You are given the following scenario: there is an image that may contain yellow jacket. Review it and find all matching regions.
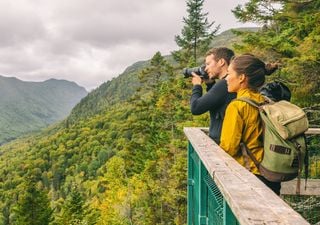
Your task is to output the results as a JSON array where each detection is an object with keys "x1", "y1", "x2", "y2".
[{"x1": 220, "y1": 88, "x2": 265, "y2": 175}]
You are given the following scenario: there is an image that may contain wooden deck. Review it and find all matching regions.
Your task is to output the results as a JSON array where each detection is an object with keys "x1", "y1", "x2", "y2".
[{"x1": 281, "y1": 179, "x2": 320, "y2": 196}]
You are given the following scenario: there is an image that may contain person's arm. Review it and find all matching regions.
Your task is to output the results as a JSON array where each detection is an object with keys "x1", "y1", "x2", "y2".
[
  {"x1": 205, "y1": 82, "x2": 214, "y2": 92},
  {"x1": 220, "y1": 102, "x2": 243, "y2": 157},
  {"x1": 190, "y1": 79, "x2": 228, "y2": 115}
]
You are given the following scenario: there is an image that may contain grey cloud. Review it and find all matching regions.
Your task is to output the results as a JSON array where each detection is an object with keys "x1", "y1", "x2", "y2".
[
  {"x1": 0, "y1": 1, "x2": 47, "y2": 47},
  {"x1": 0, "y1": 0, "x2": 256, "y2": 90},
  {"x1": 51, "y1": 0, "x2": 183, "y2": 48}
]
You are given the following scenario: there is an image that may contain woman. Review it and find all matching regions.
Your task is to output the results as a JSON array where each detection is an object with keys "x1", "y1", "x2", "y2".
[{"x1": 219, "y1": 54, "x2": 281, "y2": 195}]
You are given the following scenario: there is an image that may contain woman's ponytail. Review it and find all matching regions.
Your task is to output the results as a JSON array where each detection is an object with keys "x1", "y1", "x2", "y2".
[{"x1": 265, "y1": 63, "x2": 279, "y2": 76}]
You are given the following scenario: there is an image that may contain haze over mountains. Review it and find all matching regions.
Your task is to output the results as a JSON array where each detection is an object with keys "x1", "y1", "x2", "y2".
[{"x1": 0, "y1": 75, "x2": 88, "y2": 144}]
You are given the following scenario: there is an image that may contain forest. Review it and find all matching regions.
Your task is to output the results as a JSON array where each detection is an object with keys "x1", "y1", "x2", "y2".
[{"x1": 0, "y1": 0, "x2": 319, "y2": 224}]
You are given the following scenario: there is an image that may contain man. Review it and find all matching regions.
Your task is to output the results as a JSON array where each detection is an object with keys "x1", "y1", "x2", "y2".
[{"x1": 190, "y1": 47, "x2": 236, "y2": 144}]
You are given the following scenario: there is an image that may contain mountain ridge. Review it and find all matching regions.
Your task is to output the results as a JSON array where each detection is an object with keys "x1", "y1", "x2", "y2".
[{"x1": 0, "y1": 75, "x2": 88, "y2": 144}]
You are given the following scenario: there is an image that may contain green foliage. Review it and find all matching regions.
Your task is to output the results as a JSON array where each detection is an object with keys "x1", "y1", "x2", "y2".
[
  {"x1": 56, "y1": 185, "x2": 98, "y2": 225},
  {"x1": 13, "y1": 180, "x2": 53, "y2": 225},
  {"x1": 232, "y1": 0, "x2": 281, "y2": 24}
]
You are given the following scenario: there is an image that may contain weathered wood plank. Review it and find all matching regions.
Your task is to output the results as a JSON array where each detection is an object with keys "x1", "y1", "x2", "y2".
[
  {"x1": 281, "y1": 179, "x2": 320, "y2": 196},
  {"x1": 305, "y1": 128, "x2": 320, "y2": 135},
  {"x1": 201, "y1": 127, "x2": 320, "y2": 135},
  {"x1": 184, "y1": 127, "x2": 310, "y2": 225}
]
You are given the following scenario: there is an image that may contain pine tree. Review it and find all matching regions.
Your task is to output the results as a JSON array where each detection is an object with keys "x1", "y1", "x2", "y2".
[
  {"x1": 137, "y1": 52, "x2": 173, "y2": 104},
  {"x1": 232, "y1": 0, "x2": 281, "y2": 25},
  {"x1": 57, "y1": 186, "x2": 97, "y2": 225},
  {"x1": 174, "y1": 0, "x2": 220, "y2": 65},
  {"x1": 1, "y1": 202, "x2": 11, "y2": 225},
  {"x1": 14, "y1": 181, "x2": 53, "y2": 225}
]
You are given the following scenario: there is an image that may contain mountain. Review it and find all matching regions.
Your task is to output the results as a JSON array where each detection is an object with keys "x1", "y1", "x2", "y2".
[
  {"x1": 67, "y1": 60, "x2": 149, "y2": 124},
  {"x1": 211, "y1": 27, "x2": 259, "y2": 48},
  {"x1": 0, "y1": 76, "x2": 88, "y2": 144}
]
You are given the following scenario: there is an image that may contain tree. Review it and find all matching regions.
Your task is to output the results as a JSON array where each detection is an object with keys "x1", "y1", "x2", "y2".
[
  {"x1": 232, "y1": 0, "x2": 320, "y2": 106},
  {"x1": 1, "y1": 201, "x2": 11, "y2": 225},
  {"x1": 232, "y1": 0, "x2": 282, "y2": 25},
  {"x1": 174, "y1": 0, "x2": 220, "y2": 65},
  {"x1": 137, "y1": 52, "x2": 173, "y2": 103},
  {"x1": 14, "y1": 181, "x2": 53, "y2": 225},
  {"x1": 57, "y1": 186, "x2": 97, "y2": 225}
]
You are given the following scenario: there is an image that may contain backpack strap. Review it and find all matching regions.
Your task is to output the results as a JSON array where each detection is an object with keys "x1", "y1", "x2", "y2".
[
  {"x1": 291, "y1": 135, "x2": 308, "y2": 195},
  {"x1": 240, "y1": 143, "x2": 251, "y2": 170},
  {"x1": 240, "y1": 142, "x2": 261, "y2": 169},
  {"x1": 235, "y1": 97, "x2": 261, "y2": 109},
  {"x1": 292, "y1": 139, "x2": 302, "y2": 195}
]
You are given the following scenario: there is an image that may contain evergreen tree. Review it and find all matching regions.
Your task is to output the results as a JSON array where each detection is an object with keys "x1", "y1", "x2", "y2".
[
  {"x1": 138, "y1": 52, "x2": 173, "y2": 93},
  {"x1": 1, "y1": 202, "x2": 11, "y2": 225},
  {"x1": 232, "y1": 0, "x2": 281, "y2": 25},
  {"x1": 57, "y1": 186, "x2": 97, "y2": 225},
  {"x1": 14, "y1": 181, "x2": 53, "y2": 225},
  {"x1": 174, "y1": 0, "x2": 220, "y2": 65}
]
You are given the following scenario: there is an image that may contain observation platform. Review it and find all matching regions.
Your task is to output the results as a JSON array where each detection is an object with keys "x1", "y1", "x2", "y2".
[{"x1": 184, "y1": 127, "x2": 320, "y2": 225}]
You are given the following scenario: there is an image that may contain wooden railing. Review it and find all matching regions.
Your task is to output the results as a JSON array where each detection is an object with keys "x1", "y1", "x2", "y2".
[{"x1": 184, "y1": 127, "x2": 320, "y2": 225}]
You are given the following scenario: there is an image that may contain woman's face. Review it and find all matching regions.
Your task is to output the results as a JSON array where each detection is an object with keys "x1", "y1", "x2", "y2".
[{"x1": 226, "y1": 63, "x2": 243, "y2": 93}]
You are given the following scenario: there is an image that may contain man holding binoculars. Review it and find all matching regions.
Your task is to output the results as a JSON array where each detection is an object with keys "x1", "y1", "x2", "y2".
[{"x1": 188, "y1": 47, "x2": 236, "y2": 144}]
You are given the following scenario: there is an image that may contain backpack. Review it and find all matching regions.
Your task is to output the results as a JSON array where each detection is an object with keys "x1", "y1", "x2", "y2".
[
  {"x1": 259, "y1": 81, "x2": 291, "y2": 102},
  {"x1": 236, "y1": 97, "x2": 309, "y2": 193}
]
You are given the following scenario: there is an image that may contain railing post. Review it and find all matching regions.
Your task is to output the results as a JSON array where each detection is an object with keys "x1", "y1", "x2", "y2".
[
  {"x1": 223, "y1": 199, "x2": 238, "y2": 225},
  {"x1": 199, "y1": 162, "x2": 208, "y2": 225},
  {"x1": 188, "y1": 142, "x2": 194, "y2": 225},
  {"x1": 188, "y1": 141, "x2": 208, "y2": 225}
]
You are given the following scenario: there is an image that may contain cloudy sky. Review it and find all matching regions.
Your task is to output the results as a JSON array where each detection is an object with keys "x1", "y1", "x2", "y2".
[{"x1": 0, "y1": 0, "x2": 256, "y2": 91}]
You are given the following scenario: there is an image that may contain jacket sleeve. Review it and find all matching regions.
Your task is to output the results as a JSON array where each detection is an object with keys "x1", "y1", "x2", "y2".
[
  {"x1": 220, "y1": 102, "x2": 244, "y2": 157},
  {"x1": 190, "y1": 80, "x2": 228, "y2": 115}
]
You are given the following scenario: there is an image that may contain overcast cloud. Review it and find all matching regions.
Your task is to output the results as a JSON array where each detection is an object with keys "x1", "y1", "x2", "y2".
[{"x1": 0, "y1": 0, "x2": 256, "y2": 90}]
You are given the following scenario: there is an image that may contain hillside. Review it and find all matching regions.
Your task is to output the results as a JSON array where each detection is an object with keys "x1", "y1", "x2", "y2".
[
  {"x1": 67, "y1": 60, "x2": 149, "y2": 124},
  {"x1": 211, "y1": 27, "x2": 259, "y2": 48},
  {"x1": 0, "y1": 76, "x2": 88, "y2": 144}
]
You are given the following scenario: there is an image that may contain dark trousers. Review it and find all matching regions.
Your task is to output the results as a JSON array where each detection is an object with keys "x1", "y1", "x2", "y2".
[{"x1": 256, "y1": 175, "x2": 281, "y2": 195}]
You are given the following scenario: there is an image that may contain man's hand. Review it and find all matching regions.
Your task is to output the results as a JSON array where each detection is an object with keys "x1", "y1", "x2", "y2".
[{"x1": 191, "y1": 72, "x2": 202, "y2": 85}]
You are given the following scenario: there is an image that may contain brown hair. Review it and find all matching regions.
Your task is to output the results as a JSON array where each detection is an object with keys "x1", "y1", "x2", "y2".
[
  {"x1": 206, "y1": 47, "x2": 235, "y2": 65},
  {"x1": 231, "y1": 54, "x2": 278, "y2": 91}
]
